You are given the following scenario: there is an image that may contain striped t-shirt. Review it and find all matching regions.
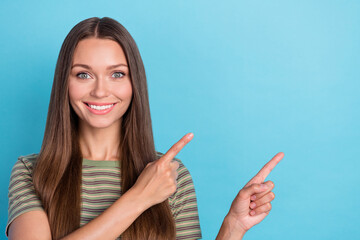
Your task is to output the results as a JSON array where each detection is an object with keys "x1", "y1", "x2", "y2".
[{"x1": 6, "y1": 153, "x2": 202, "y2": 239}]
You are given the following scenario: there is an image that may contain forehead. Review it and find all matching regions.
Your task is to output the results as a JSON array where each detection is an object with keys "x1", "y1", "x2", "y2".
[{"x1": 72, "y1": 38, "x2": 127, "y2": 65}]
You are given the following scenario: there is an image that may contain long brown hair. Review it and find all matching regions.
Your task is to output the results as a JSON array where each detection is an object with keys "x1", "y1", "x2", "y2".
[{"x1": 32, "y1": 17, "x2": 175, "y2": 240}]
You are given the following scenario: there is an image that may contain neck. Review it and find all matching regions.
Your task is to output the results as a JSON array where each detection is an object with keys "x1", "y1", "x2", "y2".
[{"x1": 79, "y1": 120, "x2": 121, "y2": 161}]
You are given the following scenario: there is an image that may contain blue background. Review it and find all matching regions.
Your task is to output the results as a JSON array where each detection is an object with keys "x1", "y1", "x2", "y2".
[{"x1": 1, "y1": 0, "x2": 359, "y2": 239}]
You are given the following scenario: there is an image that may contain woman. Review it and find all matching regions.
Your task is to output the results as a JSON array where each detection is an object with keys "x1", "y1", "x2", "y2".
[{"x1": 6, "y1": 17, "x2": 283, "y2": 240}]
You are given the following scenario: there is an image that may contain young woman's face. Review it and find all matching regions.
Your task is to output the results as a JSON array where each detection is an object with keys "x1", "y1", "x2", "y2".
[{"x1": 68, "y1": 38, "x2": 133, "y2": 129}]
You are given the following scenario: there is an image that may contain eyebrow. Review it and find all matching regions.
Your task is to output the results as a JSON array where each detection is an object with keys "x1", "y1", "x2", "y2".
[{"x1": 71, "y1": 63, "x2": 128, "y2": 70}]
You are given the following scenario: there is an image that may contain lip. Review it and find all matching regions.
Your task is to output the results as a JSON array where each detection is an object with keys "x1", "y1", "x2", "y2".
[
  {"x1": 83, "y1": 101, "x2": 117, "y2": 106},
  {"x1": 83, "y1": 102, "x2": 117, "y2": 115}
]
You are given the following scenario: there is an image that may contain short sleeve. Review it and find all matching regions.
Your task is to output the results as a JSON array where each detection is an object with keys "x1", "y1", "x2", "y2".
[
  {"x1": 169, "y1": 159, "x2": 202, "y2": 240},
  {"x1": 6, "y1": 155, "x2": 44, "y2": 237}
]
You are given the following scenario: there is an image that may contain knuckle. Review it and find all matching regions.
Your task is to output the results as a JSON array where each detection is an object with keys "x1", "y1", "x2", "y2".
[
  {"x1": 158, "y1": 161, "x2": 167, "y2": 169},
  {"x1": 173, "y1": 144, "x2": 180, "y2": 153},
  {"x1": 269, "y1": 192, "x2": 275, "y2": 200},
  {"x1": 168, "y1": 176, "x2": 175, "y2": 184},
  {"x1": 172, "y1": 164, "x2": 179, "y2": 172},
  {"x1": 252, "y1": 176, "x2": 261, "y2": 183},
  {"x1": 268, "y1": 180, "x2": 274, "y2": 188},
  {"x1": 266, "y1": 202, "x2": 272, "y2": 210},
  {"x1": 238, "y1": 189, "x2": 248, "y2": 200},
  {"x1": 170, "y1": 184, "x2": 177, "y2": 193},
  {"x1": 174, "y1": 161, "x2": 179, "y2": 168},
  {"x1": 165, "y1": 169, "x2": 172, "y2": 177},
  {"x1": 154, "y1": 162, "x2": 161, "y2": 169},
  {"x1": 238, "y1": 190, "x2": 245, "y2": 198},
  {"x1": 253, "y1": 183, "x2": 262, "y2": 191}
]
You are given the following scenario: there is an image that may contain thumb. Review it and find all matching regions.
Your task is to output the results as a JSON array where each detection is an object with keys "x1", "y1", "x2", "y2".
[{"x1": 237, "y1": 183, "x2": 269, "y2": 201}]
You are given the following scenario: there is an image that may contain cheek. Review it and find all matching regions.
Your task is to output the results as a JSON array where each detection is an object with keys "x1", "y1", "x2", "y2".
[
  {"x1": 116, "y1": 80, "x2": 133, "y2": 100},
  {"x1": 68, "y1": 81, "x2": 85, "y2": 103},
  {"x1": 68, "y1": 81, "x2": 89, "y2": 116}
]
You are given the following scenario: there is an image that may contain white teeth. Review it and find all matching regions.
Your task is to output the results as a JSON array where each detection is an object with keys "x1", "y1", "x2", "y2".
[{"x1": 88, "y1": 104, "x2": 114, "y2": 110}]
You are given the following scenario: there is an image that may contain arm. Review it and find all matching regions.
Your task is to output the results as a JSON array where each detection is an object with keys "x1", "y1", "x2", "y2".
[
  {"x1": 216, "y1": 214, "x2": 246, "y2": 240},
  {"x1": 9, "y1": 187, "x2": 149, "y2": 240},
  {"x1": 62, "y1": 187, "x2": 149, "y2": 239},
  {"x1": 216, "y1": 152, "x2": 284, "y2": 240},
  {"x1": 8, "y1": 133, "x2": 194, "y2": 240}
]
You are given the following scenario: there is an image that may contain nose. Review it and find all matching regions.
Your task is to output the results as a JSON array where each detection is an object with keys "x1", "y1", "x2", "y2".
[{"x1": 90, "y1": 76, "x2": 109, "y2": 98}]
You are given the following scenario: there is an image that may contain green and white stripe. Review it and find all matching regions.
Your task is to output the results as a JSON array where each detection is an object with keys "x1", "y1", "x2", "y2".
[{"x1": 6, "y1": 153, "x2": 202, "y2": 239}]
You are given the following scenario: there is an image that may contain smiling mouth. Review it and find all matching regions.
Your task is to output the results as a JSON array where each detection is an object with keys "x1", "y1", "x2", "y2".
[{"x1": 83, "y1": 102, "x2": 117, "y2": 111}]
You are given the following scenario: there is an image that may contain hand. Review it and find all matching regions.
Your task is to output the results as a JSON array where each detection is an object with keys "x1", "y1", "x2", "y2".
[
  {"x1": 226, "y1": 152, "x2": 284, "y2": 235},
  {"x1": 131, "y1": 133, "x2": 194, "y2": 209}
]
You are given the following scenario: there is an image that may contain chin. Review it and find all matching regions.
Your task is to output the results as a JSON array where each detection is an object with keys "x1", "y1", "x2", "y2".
[{"x1": 84, "y1": 119, "x2": 120, "y2": 130}]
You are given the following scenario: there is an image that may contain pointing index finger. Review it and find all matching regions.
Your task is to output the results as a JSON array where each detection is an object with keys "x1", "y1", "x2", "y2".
[
  {"x1": 159, "y1": 133, "x2": 194, "y2": 164},
  {"x1": 246, "y1": 152, "x2": 284, "y2": 187}
]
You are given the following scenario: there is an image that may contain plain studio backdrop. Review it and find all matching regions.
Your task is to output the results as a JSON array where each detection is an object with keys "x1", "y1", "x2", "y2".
[{"x1": 0, "y1": 0, "x2": 359, "y2": 239}]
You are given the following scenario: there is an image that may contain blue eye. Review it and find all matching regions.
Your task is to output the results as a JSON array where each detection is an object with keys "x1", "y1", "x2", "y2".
[
  {"x1": 112, "y1": 72, "x2": 125, "y2": 78},
  {"x1": 76, "y1": 72, "x2": 91, "y2": 79}
]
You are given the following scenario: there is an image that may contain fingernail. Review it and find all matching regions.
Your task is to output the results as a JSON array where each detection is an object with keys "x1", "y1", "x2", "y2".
[
  {"x1": 251, "y1": 195, "x2": 256, "y2": 200},
  {"x1": 250, "y1": 202, "x2": 256, "y2": 209},
  {"x1": 260, "y1": 184, "x2": 268, "y2": 189},
  {"x1": 250, "y1": 210, "x2": 255, "y2": 216},
  {"x1": 187, "y1": 133, "x2": 194, "y2": 139}
]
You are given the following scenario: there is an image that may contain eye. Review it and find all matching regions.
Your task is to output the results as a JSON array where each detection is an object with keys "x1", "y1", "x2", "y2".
[
  {"x1": 76, "y1": 72, "x2": 91, "y2": 79},
  {"x1": 112, "y1": 72, "x2": 125, "y2": 78}
]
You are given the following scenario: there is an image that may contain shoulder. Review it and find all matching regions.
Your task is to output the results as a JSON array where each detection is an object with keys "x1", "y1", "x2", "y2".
[
  {"x1": 9, "y1": 153, "x2": 39, "y2": 184},
  {"x1": 17, "y1": 153, "x2": 39, "y2": 165},
  {"x1": 8, "y1": 153, "x2": 40, "y2": 185},
  {"x1": 12, "y1": 153, "x2": 39, "y2": 172}
]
